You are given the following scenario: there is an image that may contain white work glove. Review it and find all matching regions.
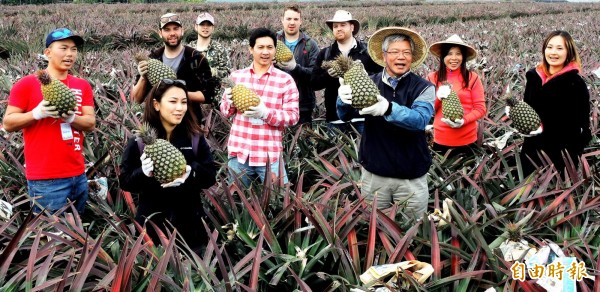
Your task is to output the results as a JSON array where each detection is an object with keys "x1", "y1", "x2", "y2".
[
  {"x1": 425, "y1": 124, "x2": 434, "y2": 132},
  {"x1": 327, "y1": 68, "x2": 340, "y2": 78},
  {"x1": 32, "y1": 100, "x2": 59, "y2": 120},
  {"x1": 140, "y1": 153, "x2": 154, "y2": 177},
  {"x1": 161, "y1": 165, "x2": 192, "y2": 188},
  {"x1": 359, "y1": 95, "x2": 390, "y2": 117},
  {"x1": 243, "y1": 101, "x2": 269, "y2": 119},
  {"x1": 61, "y1": 106, "x2": 77, "y2": 124},
  {"x1": 338, "y1": 78, "x2": 352, "y2": 105},
  {"x1": 137, "y1": 60, "x2": 148, "y2": 77},
  {"x1": 224, "y1": 88, "x2": 235, "y2": 108},
  {"x1": 441, "y1": 118, "x2": 465, "y2": 128},
  {"x1": 276, "y1": 58, "x2": 297, "y2": 71},
  {"x1": 436, "y1": 85, "x2": 451, "y2": 101}
]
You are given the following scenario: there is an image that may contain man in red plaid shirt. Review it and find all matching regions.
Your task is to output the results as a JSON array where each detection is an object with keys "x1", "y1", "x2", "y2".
[{"x1": 220, "y1": 28, "x2": 299, "y2": 186}]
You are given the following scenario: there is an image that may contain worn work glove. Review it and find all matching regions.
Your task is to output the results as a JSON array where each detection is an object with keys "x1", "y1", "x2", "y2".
[
  {"x1": 359, "y1": 95, "x2": 390, "y2": 117},
  {"x1": 441, "y1": 118, "x2": 465, "y2": 128},
  {"x1": 327, "y1": 68, "x2": 340, "y2": 78},
  {"x1": 32, "y1": 100, "x2": 59, "y2": 120},
  {"x1": 436, "y1": 84, "x2": 451, "y2": 101},
  {"x1": 505, "y1": 106, "x2": 543, "y2": 137},
  {"x1": 224, "y1": 88, "x2": 235, "y2": 108},
  {"x1": 161, "y1": 165, "x2": 192, "y2": 188},
  {"x1": 243, "y1": 101, "x2": 269, "y2": 119},
  {"x1": 137, "y1": 60, "x2": 148, "y2": 77},
  {"x1": 338, "y1": 78, "x2": 353, "y2": 105},
  {"x1": 61, "y1": 106, "x2": 77, "y2": 124},
  {"x1": 140, "y1": 153, "x2": 154, "y2": 177},
  {"x1": 425, "y1": 124, "x2": 434, "y2": 132},
  {"x1": 276, "y1": 58, "x2": 297, "y2": 71}
]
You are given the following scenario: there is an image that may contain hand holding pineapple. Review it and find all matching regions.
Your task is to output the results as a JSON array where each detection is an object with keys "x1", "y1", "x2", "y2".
[
  {"x1": 161, "y1": 165, "x2": 191, "y2": 188},
  {"x1": 140, "y1": 153, "x2": 154, "y2": 177},
  {"x1": 242, "y1": 101, "x2": 269, "y2": 119},
  {"x1": 224, "y1": 88, "x2": 235, "y2": 108},
  {"x1": 275, "y1": 57, "x2": 297, "y2": 71},
  {"x1": 137, "y1": 60, "x2": 148, "y2": 77},
  {"x1": 440, "y1": 117, "x2": 465, "y2": 128},
  {"x1": 358, "y1": 95, "x2": 389, "y2": 117},
  {"x1": 436, "y1": 85, "x2": 452, "y2": 100},
  {"x1": 32, "y1": 100, "x2": 59, "y2": 120},
  {"x1": 61, "y1": 105, "x2": 77, "y2": 124},
  {"x1": 505, "y1": 106, "x2": 543, "y2": 137},
  {"x1": 338, "y1": 78, "x2": 353, "y2": 105}
]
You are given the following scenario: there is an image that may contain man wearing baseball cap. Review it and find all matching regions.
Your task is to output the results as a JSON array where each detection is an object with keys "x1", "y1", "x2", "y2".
[
  {"x1": 132, "y1": 12, "x2": 217, "y2": 123},
  {"x1": 311, "y1": 10, "x2": 381, "y2": 134},
  {"x1": 336, "y1": 27, "x2": 435, "y2": 219},
  {"x1": 189, "y1": 12, "x2": 231, "y2": 88},
  {"x1": 3, "y1": 27, "x2": 96, "y2": 214}
]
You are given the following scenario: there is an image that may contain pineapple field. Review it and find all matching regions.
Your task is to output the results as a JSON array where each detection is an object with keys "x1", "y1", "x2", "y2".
[{"x1": 1, "y1": 1, "x2": 600, "y2": 291}]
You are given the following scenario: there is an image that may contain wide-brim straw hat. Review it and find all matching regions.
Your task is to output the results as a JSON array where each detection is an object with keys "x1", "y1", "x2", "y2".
[
  {"x1": 326, "y1": 10, "x2": 360, "y2": 35},
  {"x1": 367, "y1": 27, "x2": 428, "y2": 68},
  {"x1": 429, "y1": 34, "x2": 477, "y2": 61}
]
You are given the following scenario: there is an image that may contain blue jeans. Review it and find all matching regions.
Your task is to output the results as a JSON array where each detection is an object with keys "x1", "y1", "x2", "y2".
[
  {"x1": 27, "y1": 173, "x2": 88, "y2": 214},
  {"x1": 227, "y1": 157, "x2": 288, "y2": 187}
]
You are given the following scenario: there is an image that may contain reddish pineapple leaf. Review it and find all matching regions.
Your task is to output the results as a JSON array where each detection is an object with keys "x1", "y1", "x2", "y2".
[
  {"x1": 429, "y1": 219, "x2": 441, "y2": 280},
  {"x1": 249, "y1": 228, "x2": 265, "y2": 291},
  {"x1": 364, "y1": 197, "x2": 378, "y2": 272}
]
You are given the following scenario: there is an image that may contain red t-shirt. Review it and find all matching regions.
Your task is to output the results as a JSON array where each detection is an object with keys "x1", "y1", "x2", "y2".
[{"x1": 8, "y1": 74, "x2": 94, "y2": 180}]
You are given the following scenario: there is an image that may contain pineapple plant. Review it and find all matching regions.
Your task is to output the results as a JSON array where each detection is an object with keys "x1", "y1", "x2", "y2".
[
  {"x1": 36, "y1": 70, "x2": 77, "y2": 116},
  {"x1": 135, "y1": 123, "x2": 187, "y2": 184},
  {"x1": 505, "y1": 96, "x2": 541, "y2": 134},
  {"x1": 440, "y1": 83, "x2": 464, "y2": 121},
  {"x1": 322, "y1": 55, "x2": 379, "y2": 109},
  {"x1": 134, "y1": 53, "x2": 177, "y2": 87},
  {"x1": 275, "y1": 40, "x2": 293, "y2": 63},
  {"x1": 222, "y1": 78, "x2": 260, "y2": 113},
  {"x1": 505, "y1": 222, "x2": 523, "y2": 242}
]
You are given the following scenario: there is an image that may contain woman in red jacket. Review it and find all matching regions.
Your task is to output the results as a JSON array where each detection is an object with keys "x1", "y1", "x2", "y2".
[{"x1": 427, "y1": 35, "x2": 486, "y2": 158}]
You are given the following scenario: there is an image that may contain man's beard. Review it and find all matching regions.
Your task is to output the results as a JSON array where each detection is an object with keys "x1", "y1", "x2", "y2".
[{"x1": 163, "y1": 36, "x2": 182, "y2": 48}]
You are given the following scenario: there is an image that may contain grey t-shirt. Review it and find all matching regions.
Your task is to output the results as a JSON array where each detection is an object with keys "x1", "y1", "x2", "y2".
[{"x1": 162, "y1": 49, "x2": 184, "y2": 72}]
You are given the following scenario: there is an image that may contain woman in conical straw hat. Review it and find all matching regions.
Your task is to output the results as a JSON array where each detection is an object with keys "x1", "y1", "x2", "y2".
[{"x1": 426, "y1": 34, "x2": 486, "y2": 159}]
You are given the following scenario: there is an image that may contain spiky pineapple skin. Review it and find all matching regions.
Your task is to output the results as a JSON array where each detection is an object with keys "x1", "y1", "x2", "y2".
[
  {"x1": 506, "y1": 97, "x2": 541, "y2": 133},
  {"x1": 441, "y1": 89, "x2": 464, "y2": 121},
  {"x1": 36, "y1": 70, "x2": 77, "y2": 116},
  {"x1": 222, "y1": 78, "x2": 260, "y2": 113},
  {"x1": 137, "y1": 124, "x2": 187, "y2": 184},
  {"x1": 275, "y1": 40, "x2": 293, "y2": 63},
  {"x1": 343, "y1": 62, "x2": 379, "y2": 109},
  {"x1": 135, "y1": 53, "x2": 177, "y2": 87}
]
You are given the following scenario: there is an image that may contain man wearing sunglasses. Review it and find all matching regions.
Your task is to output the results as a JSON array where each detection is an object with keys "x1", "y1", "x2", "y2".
[
  {"x1": 2, "y1": 28, "x2": 96, "y2": 214},
  {"x1": 131, "y1": 12, "x2": 218, "y2": 124}
]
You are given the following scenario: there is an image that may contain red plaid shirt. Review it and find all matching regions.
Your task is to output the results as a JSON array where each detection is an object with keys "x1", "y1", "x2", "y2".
[{"x1": 220, "y1": 64, "x2": 299, "y2": 166}]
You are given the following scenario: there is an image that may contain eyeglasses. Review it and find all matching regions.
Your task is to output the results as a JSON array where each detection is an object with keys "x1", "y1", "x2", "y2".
[
  {"x1": 160, "y1": 14, "x2": 180, "y2": 24},
  {"x1": 159, "y1": 78, "x2": 186, "y2": 86},
  {"x1": 384, "y1": 50, "x2": 412, "y2": 58},
  {"x1": 52, "y1": 28, "x2": 73, "y2": 38}
]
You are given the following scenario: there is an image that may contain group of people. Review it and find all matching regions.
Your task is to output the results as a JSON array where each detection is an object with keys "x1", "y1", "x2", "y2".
[{"x1": 1, "y1": 5, "x2": 592, "y2": 252}]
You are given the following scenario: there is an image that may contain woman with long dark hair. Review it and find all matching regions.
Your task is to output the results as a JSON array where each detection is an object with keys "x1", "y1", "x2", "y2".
[
  {"x1": 427, "y1": 35, "x2": 486, "y2": 158},
  {"x1": 516, "y1": 30, "x2": 591, "y2": 175},
  {"x1": 119, "y1": 79, "x2": 216, "y2": 252}
]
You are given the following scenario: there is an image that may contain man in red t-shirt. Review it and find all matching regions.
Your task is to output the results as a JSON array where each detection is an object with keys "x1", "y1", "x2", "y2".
[{"x1": 2, "y1": 28, "x2": 96, "y2": 214}]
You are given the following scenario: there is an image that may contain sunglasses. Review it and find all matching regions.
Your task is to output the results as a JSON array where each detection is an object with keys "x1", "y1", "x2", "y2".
[
  {"x1": 160, "y1": 14, "x2": 180, "y2": 24},
  {"x1": 51, "y1": 28, "x2": 73, "y2": 38},
  {"x1": 159, "y1": 78, "x2": 186, "y2": 86}
]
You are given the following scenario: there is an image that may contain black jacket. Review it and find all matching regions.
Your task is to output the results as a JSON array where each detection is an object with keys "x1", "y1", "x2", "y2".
[
  {"x1": 276, "y1": 31, "x2": 319, "y2": 113},
  {"x1": 119, "y1": 130, "x2": 217, "y2": 248},
  {"x1": 311, "y1": 39, "x2": 382, "y2": 121},
  {"x1": 520, "y1": 67, "x2": 592, "y2": 174}
]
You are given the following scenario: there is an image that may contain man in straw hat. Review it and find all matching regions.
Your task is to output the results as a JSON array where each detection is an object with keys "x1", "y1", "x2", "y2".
[
  {"x1": 311, "y1": 10, "x2": 382, "y2": 134},
  {"x1": 337, "y1": 27, "x2": 435, "y2": 218}
]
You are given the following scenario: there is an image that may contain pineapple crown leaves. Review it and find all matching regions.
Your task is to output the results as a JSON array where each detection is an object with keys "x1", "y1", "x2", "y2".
[
  {"x1": 134, "y1": 122, "x2": 157, "y2": 146},
  {"x1": 134, "y1": 52, "x2": 149, "y2": 63},
  {"x1": 321, "y1": 55, "x2": 355, "y2": 75},
  {"x1": 35, "y1": 70, "x2": 52, "y2": 86},
  {"x1": 221, "y1": 78, "x2": 236, "y2": 89}
]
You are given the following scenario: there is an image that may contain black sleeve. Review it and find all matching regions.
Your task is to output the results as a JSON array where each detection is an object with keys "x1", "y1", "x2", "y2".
[
  {"x1": 575, "y1": 76, "x2": 592, "y2": 147},
  {"x1": 363, "y1": 55, "x2": 383, "y2": 76},
  {"x1": 187, "y1": 135, "x2": 217, "y2": 190},
  {"x1": 289, "y1": 39, "x2": 319, "y2": 84},
  {"x1": 190, "y1": 54, "x2": 219, "y2": 105},
  {"x1": 118, "y1": 138, "x2": 158, "y2": 193},
  {"x1": 311, "y1": 48, "x2": 337, "y2": 91},
  {"x1": 523, "y1": 70, "x2": 536, "y2": 105}
]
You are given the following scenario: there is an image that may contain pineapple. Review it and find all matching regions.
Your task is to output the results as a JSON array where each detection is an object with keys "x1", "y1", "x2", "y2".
[
  {"x1": 222, "y1": 78, "x2": 260, "y2": 113},
  {"x1": 505, "y1": 222, "x2": 523, "y2": 242},
  {"x1": 441, "y1": 83, "x2": 464, "y2": 121},
  {"x1": 135, "y1": 123, "x2": 187, "y2": 184},
  {"x1": 275, "y1": 40, "x2": 293, "y2": 63},
  {"x1": 506, "y1": 96, "x2": 541, "y2": 134},
  {"x1": 36, "y1": 70, "x2": 77, "y2": 116},
  {"x1": 322, "y1": 55, "x2": 379, "y2": 109},
  {"x1": 135, "y1": 53, "x2": 177, "y2": 87}
]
